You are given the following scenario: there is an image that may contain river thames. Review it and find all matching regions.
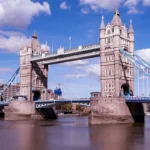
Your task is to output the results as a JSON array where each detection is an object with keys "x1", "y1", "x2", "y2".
[{"x1": 0, "y1": 116, "x2": 150, "y2": 150}]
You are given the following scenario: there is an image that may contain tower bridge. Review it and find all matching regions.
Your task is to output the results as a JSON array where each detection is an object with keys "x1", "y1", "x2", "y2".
[{"x1": 2, "y1": 10, "x2": 149, "y2": 124}]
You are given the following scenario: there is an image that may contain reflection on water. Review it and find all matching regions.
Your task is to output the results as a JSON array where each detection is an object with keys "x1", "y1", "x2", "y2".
[{"x1": 0, "y1": 116, "x2": 150, "y2": 150}]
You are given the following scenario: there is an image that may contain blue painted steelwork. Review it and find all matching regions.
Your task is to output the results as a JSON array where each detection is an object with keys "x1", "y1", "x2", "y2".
[
  {"x1": 120, "y1": 48, "x2": 150, "y2": 102},
  {"x1": 125, "y1": 97, "x2": 150, "y2": 103},
  {"x1": 35, "y1": 99, "x2": 90, "y2": 109},
  {"x1": 0, "y1": 101, "x2": 9, "y2": 106},
  {"x1": 120, "y1": 48, "x2": 150, "y2": 76}
]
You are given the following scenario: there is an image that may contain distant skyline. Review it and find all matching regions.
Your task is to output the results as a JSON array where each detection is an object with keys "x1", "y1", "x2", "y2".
[{"x1": 0, "y1": 0, "x2": 150, "y2": 98}]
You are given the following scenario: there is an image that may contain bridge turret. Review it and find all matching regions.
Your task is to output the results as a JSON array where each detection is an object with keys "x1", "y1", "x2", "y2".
[
  {"x1": 128, "y1": 20, "x2": 134, "y2": 53},
  {"x1": 100, "y1": 16, "x2": 106, "y2": 52},
  {"x1": 100, "y1": 16, "x2": 105, "y2": 37}
]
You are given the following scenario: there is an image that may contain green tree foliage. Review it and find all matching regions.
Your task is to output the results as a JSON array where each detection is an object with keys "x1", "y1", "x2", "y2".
[{"x1": 63, "y1": 104, "x2": 72, "y2": 111}]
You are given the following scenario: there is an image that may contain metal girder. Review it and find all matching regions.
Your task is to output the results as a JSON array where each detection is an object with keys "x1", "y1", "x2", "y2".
[{"x1": 120, "y1": 48, "x2": 150, "y2": 76}]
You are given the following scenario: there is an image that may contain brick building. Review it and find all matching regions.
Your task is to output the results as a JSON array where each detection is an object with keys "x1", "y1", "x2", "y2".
[
  {"x1": 0, "y1": 82, "x2": 55, "y2": 100},
  {"x1": 0, "y1": 83, "x2": 20, "y2": 100}
]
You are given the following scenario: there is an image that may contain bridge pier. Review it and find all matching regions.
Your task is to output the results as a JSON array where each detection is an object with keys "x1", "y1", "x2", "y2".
[
  {"x1": 4, "y1": 101, "x2": 42, "y2": 120},
  {"x1": 89, "y1": 97, "x2": 144, "y2": 124}
]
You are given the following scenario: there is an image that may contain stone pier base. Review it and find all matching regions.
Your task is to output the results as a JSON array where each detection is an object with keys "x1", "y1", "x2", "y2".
[
  {"x1": 89, "y1": 97, "x2": 145, "y2": 125},
  {"x1": 4, "y1": 101, "x2": 42, "y2": 120}
]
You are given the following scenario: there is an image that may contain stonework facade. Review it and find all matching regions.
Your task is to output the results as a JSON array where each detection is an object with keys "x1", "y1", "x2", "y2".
[
  {"x1": 100, "y1": 10, "x2": 134, "y2": 97},
  {"x1": 20, "y1": 34, "x2": 49, "y2": 101},
  {"x1": 89, "y1": 10, "x2": 144, "y2": 125}
]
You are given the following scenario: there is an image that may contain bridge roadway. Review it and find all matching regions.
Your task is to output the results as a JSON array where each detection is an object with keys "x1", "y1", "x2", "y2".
[
  {"x1": 125, "y1": 97, "x2": 150, "y2": 103},
  {"x1": 0, "y1": 97, "x2": 150, "y2": 108},
  {"x1": 31, "y1": 43, "x2": 100, "y2": 65},
  {"x1": 0, "y1": 101, "x2": 9, "y2": 107},
  {"x1": 35, "y1": 99, "x2": 90, "y2": 109}
]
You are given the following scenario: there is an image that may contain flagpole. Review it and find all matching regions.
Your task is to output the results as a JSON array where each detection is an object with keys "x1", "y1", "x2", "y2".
[
  {"x1": 69, "y1": 37, "x2": 71, "y2": 49},
  {"x1": 52, "y1": 42, "x2": 53, "y2": 53}
]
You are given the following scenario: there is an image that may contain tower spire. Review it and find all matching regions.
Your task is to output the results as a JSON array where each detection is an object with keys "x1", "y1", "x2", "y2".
[
  {"x1": 129, "y1": 20, "x2": 134, "y2": 33},
  {"x1": 100, "y1": 16, "x2": 105, "y2": 30},
  {"x1": 111, "y1": 9, "x2": 122, "y2": 26}
]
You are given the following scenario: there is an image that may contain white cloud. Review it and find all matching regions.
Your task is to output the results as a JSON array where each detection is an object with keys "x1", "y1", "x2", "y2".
[
  {"x1": 0, "y1": 79, "x2": 4, "y2": 83},
  {"x1": 0, "y1": 68, "x2": 13, "y2": 73},
  {"x1": 0, "y1": 0, "x2": 51, "y2": 28},
  {"x1": 64, "y1": 63, "x2": 100, "y2": 80},
  {"x1": 0, "y1": 30, "x2": 50, "y2": 54},
  {"x1": 124, "y1": 0, "x2": 139, "y2": 6},
  {"x1": 127, "y1": 6, "x2": 144, "y2": 14},
  {"x1": 80, "y1": 0, "x2": 124, "y2": 11},
  {"x1": 80, "y1": 0, "x2": 150, "y2": 14},
  {"x1": 64, "y1": 73, "x2": 87, "y2": 79},
  {"x1": 0, "y1": 31, "x2": 30, "y2": 53},
  {"x1": 63, "y1": 60, "x2": 89, "y2": 66},
  {"x1": 135, "y1": 48, "x2": 150, "y2": 63},
  {"x1": 41, "y1": 44, "x2": 50, "y2": 51},
  {"x1": 78, "y1": 64, "x2": 100, "y2": 80},
  {"x1": 81, "y1": 8, "x2": 90, "y2": 14},
  {"x1": 143, "y1": 0, "x2": 150, "y2": 6},
  {"x1": 60, "y1": 1, "x2": 71, "y2": 10}
]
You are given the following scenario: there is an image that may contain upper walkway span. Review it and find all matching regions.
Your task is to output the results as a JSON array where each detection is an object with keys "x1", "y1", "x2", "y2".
[{"x1": 31, "y1": 43, "x2": 100, "y2": 65}]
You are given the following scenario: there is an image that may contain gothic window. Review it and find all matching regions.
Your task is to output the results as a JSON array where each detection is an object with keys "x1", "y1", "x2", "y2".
[
  {"x1": 120, "y1": 29, "x2": 122, "y2": 35},
  {"x1": 112, "y1": 28, "x2": 114, "y2": 33},
  {"x1": 109, "y1": 70, "x2": 111, "y2": 75},
  {"x1": 105, "y1": 39, "x2": 107, "y2": 44},
  {"x1": 108, "y1": 38, "x2": 110, "y2": 44},
  {"x1": 107, "y1": 30, "x2": 111, "y2": 34},
  {"x1": 36, "y1": 78, "x2": 40, "y2": 86},
  {"x1": 110, "y1": 56, "x2": 112, "y2": 61}
]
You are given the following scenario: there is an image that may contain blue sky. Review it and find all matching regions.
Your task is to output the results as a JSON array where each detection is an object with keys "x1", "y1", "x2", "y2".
[{"x1": 0, "y1": 0, "x2": 150, "y2": 98}]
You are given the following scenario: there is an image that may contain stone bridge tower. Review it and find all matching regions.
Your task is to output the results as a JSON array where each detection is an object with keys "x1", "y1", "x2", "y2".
[
  {"x1": 100, "y1": 10, "x2": 134, "y2": 97},
  {"x1": 89, "y1": 10, "x2": 145, "y2": 125},
  {"x1": 20, "y1": 34, "x2": 48, "y2": 101}
]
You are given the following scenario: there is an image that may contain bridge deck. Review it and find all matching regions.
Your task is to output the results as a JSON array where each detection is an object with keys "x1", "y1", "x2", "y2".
[
  {"x1": 35, "y1": 99, "x2": 90, "y2": 109},
  {"x1": 125, "y1": 97, "x2": 150, "y2": 103},
  {"x1": 0, "y1": 101, "x2": 9, "y2": 106}
]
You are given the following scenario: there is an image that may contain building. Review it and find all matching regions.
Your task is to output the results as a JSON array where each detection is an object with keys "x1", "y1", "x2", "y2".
[
  {"x1": 100, "y1": 9, "x2": 134, "y2": 97},
  {"x1": 20, "y1": 33, "x2": 49, "y2": 100},
  {"x1": 0, "y1": 82, "x2": 55, "y2": 100},
  {"x1": 0, "y1": 83, "x2": 20, "y2": 100}
]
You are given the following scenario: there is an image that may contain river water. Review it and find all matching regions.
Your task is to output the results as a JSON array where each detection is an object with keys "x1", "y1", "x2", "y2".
[{"x1": 0, "y1": 116, "x2": 150, "y2": 150}]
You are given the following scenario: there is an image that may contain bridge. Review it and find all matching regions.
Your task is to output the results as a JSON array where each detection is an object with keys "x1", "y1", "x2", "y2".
[
  {"x1": 31, "y1": 43, "x2": 100, "y2": 65},
  {"x1": 35, "y1": 99, "x2": 90, "y2": 109},
  {"x1": 1, "y1": 10, "x2": 150, "y2": 124}
]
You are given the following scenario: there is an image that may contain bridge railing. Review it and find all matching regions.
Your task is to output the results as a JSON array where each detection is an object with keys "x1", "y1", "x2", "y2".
[
  {"x1": 42, "y1": 51, "x2": 100, "y2": 64},
  {"x1": 31, "y1": 43, "x2": 100, "y2": 61}
]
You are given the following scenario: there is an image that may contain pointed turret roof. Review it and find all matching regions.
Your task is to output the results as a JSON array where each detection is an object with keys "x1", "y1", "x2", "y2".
[
  {"x1": 32, "y1": 33, "x2": 37, "y2": 39},
  {"x1": 111, "y1": 9, "x2": 123, "y2": 26},
  {"x1": 129, "y1": 20, "x2": 134, "y2": 33},
  {"x1": 30, "y1": 33, "x2": 40, "y2": 49},
  {"x1": 100, "y1": 16, "x2": 105, "y2": 30}
]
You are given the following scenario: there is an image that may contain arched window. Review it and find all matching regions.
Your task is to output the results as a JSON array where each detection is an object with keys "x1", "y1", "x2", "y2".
[
  {"x1": 109, "y1": 70, "x2": 111, "y2": 75},
  {"x1": 112, "y1": 28, "x2": 114, "y2": 33},
  {"x1": 36, "y1": 78, "x2": 40, "y2": 86},
  {"x1": 107, "y1": 30, "x2": 111, "y2": 34}
]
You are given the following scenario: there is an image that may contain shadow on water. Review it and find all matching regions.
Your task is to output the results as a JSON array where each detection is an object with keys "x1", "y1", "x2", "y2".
[{"x1": 89, "y1": 123, "x2": 145, "y2": 150}]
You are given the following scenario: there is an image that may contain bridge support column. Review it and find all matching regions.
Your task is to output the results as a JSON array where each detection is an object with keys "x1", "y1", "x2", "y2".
[{"x1": 89, "y1": 97, "x2": 144, "y2": 124}]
